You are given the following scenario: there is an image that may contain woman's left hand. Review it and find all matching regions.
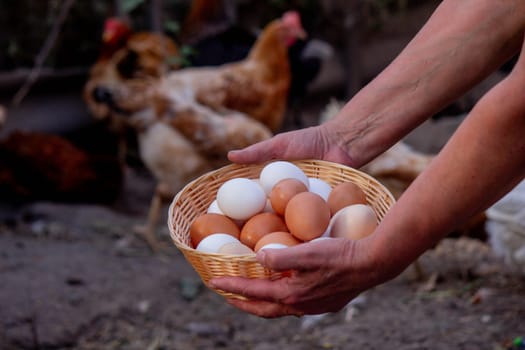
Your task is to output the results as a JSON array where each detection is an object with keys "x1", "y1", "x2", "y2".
[{"x1": 209, "y1": 238, "x2": 380, "y2": 318}]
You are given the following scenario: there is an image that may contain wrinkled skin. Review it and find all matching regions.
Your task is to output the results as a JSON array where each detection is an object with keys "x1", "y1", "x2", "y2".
[
  {"x1": 228, "y1": 124, "x2": 356, "y2": 167},
  {"x1": 210, "y1": 0, "x2": 525, "y2": 318},
  {"x1": 210, "y1": 238, "x2": 383, "y2": 318}
]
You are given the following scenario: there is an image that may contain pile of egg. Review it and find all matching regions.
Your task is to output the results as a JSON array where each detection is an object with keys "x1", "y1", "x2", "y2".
[{"x1": 190, "y1": 161, "x2": 378, "y2": 254}]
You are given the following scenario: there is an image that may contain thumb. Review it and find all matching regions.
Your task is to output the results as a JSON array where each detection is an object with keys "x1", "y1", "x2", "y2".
[
  {"x1": 257, "y1": 238, "x2": 350, "y2": 271},
  {"x1": 228, "y1": 129, "x2": 313, "y2": 164},
  {"x1": 228, "y1": 138, "x2": 276, "y2": 164}
]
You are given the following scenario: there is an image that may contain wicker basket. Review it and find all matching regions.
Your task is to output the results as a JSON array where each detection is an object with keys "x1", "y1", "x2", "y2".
[{"x1": 168, "y1": 159, "x2": 395, "y2": 299}]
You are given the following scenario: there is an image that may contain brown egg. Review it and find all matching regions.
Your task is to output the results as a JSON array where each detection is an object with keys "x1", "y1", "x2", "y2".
[
  {"x1": 240, "y1": 212, "x2": 288, "y2": 249},
  {"x1": 189, "y1": 213, "x2": 240, "y2": 248},
  {"x1": 269, "y1": 178, "x2": 308, "y2": 215},
  {"x1": 285, "y1": 192, "x2": 331, "y2": 241},
  {"x1": 254, "y1": 231, "x2": 302, "y2": 252},
  {"x1": 327, "y1": 181, "x2": 367, "y2": 216}
]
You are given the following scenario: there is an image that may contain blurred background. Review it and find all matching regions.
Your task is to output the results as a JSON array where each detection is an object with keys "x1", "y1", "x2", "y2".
[{"x1": 1, "y1": 1, "x2": 524, "y2": 349}]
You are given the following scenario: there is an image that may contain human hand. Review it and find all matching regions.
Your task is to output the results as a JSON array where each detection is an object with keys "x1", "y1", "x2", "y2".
[
  {"x1": 227, "y1": 123, "x2": 357, "y2": 166},
  {"x1": 208, "y1": 238, "x2": 382, "y2": 318}
]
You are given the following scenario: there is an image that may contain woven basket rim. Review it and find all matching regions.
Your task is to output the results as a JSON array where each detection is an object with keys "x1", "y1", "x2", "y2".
[
  {"x1": 167, "y1": 159, "x2": 396, "y2": 298},
  {"x1": 168, "y1": 159, "x2": 395, "y2": 255}
]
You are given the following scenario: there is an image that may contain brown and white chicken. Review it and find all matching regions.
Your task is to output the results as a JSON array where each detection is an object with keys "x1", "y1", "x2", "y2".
[
  {"x1": 84, "y1": 17, "x2": 181, "y2": 120},
  {"x1": 84, "y1": 11, "x2": 306, "y2": 250}
]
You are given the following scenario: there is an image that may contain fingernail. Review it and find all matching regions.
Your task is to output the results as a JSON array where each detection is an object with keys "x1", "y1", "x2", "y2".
[{"x1": 208, "y1": 279, "x2": 217, "y2": 288}]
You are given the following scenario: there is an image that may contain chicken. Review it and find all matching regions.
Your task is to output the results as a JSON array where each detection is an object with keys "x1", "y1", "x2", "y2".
[
  {"x1": 485, "y1": 179, "x2": 525, "y2": 276},
  {"x1": 84, "y1": 17, "x2": 181, "y2": 120},
  {"x1": 360, "y1": 141, "x2": 434, "y2": 199},
  {"x1": 165, "y1": 10, "x2": 307, "y2": 132},
  {"x1": 181, "y1": 0, "x2": 331, "y2": 130},
  {"x1": 0, "y1": 130, "x2": 122, "y2": 204},
  {"x1": 121, "y1": 89, "x2": 272, "y2": 251},
  {"x1": 83, "y1": 17, "x2": 182, "y2": 167},
  {"x1": 85, "y1": 11, "x2": 307, "y2": 251}
]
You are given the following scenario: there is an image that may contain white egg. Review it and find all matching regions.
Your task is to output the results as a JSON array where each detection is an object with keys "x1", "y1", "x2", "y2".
[
  {"x1": 217, "y1": 178, "x2": 266, "y2": 220},
  {"x1": 321, "y1": 224, "x2": 332, "y2": 238},
  {"x1": 309, "y1": 237, "x2": 333, "y2": 243},
  {"x1": 207, "y1": 199, "x2": 224, "y2": 215},
  {"x1": 195, "y1": 233, "x2": 240, "y2": 253},
  {"x1": 208, "y1": 199, "x2": 244, "y2": 226},
  {"x1": 259, "y1": 161, "x2": 309, "y2": 194},
  {"x1": 258, "y1": 243, "x2": 288, "y2": 250},
  {"x1": 308, "y1": 177, "x2": 332, "y2": 201},
  {"x1": 329, "y1": 204, "x2": 378, "y2": 240}
]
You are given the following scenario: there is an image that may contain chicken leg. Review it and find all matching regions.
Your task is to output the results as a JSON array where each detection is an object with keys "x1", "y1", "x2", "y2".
[{"x1": 133, "y1": 182, "x2": 174, "y2": 252}]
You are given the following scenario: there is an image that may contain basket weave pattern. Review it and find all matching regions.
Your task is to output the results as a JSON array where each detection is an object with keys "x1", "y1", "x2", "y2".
[{"x1": 168, "y1": 159, "x2": 395, "y2": 299}]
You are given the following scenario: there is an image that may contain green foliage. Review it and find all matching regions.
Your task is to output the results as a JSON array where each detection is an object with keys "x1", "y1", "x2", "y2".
[
  {"x1": 364, "y1": 0, "x2": 409, "y2": 30},
  {"x1": 166, "y1": 45, "x2": 196, "y2": 68},
  {"x1": 0, "y1": 0, "x2": 418, "y2": 72},
  {"x1": 163, "y1": 19, "x2": 181, "y2": 35},
  {"x1": 121, "y1": 0, "x2": 147, "y2": 13}
]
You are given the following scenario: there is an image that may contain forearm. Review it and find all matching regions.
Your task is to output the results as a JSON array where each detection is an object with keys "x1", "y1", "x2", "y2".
[
  {"x1": 329, "y1": 0, "x2": 525, "y2": 166},
  {"x1": 368, "y1": 60, "x2": 525, "y2": 280}
]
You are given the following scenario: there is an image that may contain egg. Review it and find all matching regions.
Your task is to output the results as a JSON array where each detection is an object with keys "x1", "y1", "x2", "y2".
[
  {"x1": 240, "y1": 212, "x2": 288, "y2": 249},
  {"x1": 189, "y1": 213, "x2": 240, "y2": 248},
  {"x1": 254, "y1": 231, "x2": 302, "y2": 252},
  {"x1": 309, "y1": 236, "x2": 332, "y2": 243},
  {"x1": 217, "y1": 241, "x2": 254, "y2": 255},
  {"x1": 258, "y1": 243, "x2": 289, "y2": 251},
  {"x1": 285, "y1": 192, "x2": 331, "y2": 241},
  {"x1": 329, "y1": 204, "x2": 378, "y2": 240},
  {"x1": 259, "y1": 161, "x2": 309, "y2": 194},
  {"x1": 269, "y1": 178, "x2": 308, "y2": 215},
  {"x1": 216, "y1": 177, "x2": 266, "y2": 220},
  {"x1": 207, "y1": 200, "x2": 224, "y2": 215},
  {"x1": 327, "y1": 181, "x2": 368, "y2": 216},
  {"x1": 263, "y1": 199, "x2": 275, "y2": 213},
  {"x1": 207, "y1": 200, "x2": 246, "y2": 227},
  {"x1": 308, "y1": 177, "x2": 332, "y2": 201},
  {"x1": 196, "y1": 233, "x2": 241, "y2": 253}
]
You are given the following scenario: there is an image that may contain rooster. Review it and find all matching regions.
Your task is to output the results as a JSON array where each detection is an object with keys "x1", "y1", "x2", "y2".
[{"x1": 84, "y1": 11, "x2": 306, "y2": 250}]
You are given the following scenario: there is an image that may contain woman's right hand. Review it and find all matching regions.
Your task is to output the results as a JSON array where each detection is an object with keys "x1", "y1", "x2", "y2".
[{"x1": 227, "y1": 123, "x2": 357, "y2": 166}]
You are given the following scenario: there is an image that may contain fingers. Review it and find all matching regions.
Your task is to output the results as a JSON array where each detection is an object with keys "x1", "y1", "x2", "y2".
[
  {"x1": 223, "y1": 288, "x2": 358, "y2": 318},
  {"x1": 227, "y1": 132, "x2": 295, "y2": 164},
  {"x1": 226, "y1": 298, "x2": 305, "y2": 318},
  {"x1": 227, "y1": 140, "x2": 274, "y2": 164},
  {"x1": 257, "y1": 238, "x2": 351, "y2": 271},
  {"x1": 209, "y1": 275, "x2": 296, "y2": 303},
  {"x1": 227, "y1": 128, "x2": 319, "y2": 164},
  {"x1": 209, "y1": 241, "x2": 353, "y2": 301}
]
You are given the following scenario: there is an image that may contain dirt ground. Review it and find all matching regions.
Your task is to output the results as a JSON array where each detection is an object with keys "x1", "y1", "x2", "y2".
[
  {"x1": 2, "y1": 2, "x2": 525, "y2": 349},
  {"x1": 1, "y1": 170, "x2": 525, "y2": 350}
]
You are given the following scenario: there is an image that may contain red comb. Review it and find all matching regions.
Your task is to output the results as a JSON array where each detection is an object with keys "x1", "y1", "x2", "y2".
[{"x1": 282, "y1": 11, "x2": 302, "y2": 27}]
